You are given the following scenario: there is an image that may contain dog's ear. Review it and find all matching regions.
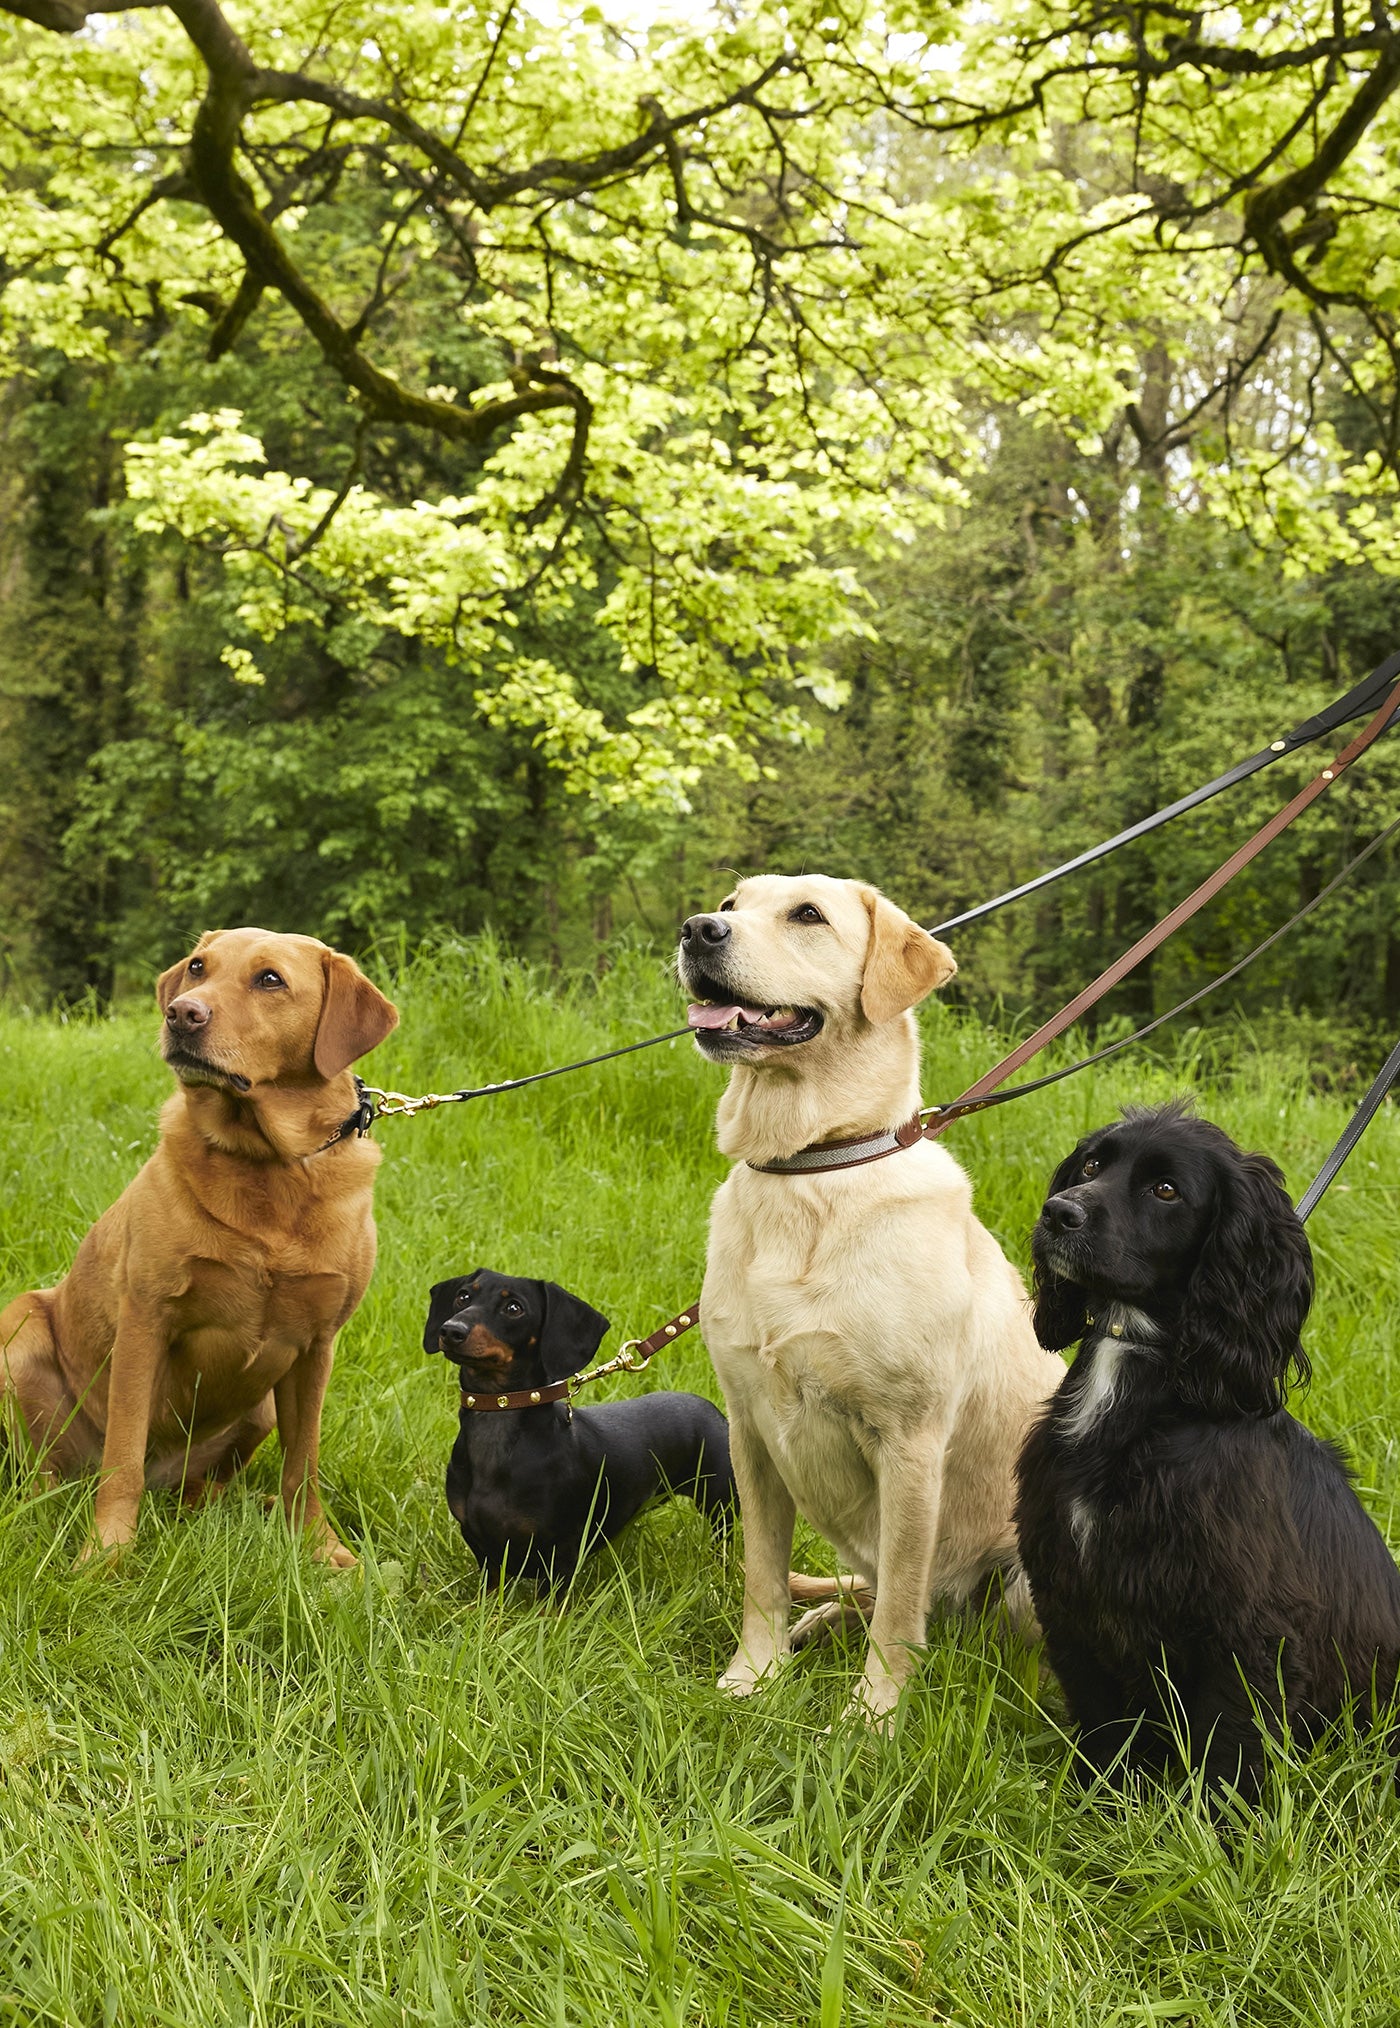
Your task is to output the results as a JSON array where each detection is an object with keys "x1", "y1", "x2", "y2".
[
  {"x1": 538, "y1": 1283, "x2": 611, "y2": 1383},
  {"x1": 423, "y1": 1274, "x2": 482, "y2": 1355},
  {"x1": 156, "y1": 930, "x2": 220, "y2": 1011},
  {"x1": 858, "y1": 886, "x2": 956, "y2": 1025},
  {"x1": 1176, "y1": 1149, "x2": 1313, "y2": 1417},
  {"x1": 1030, "y1": 1146, "x2": 1092, "y2": 1351},
  {"x1": 315, "y1": 950, "x2": 399, "y2": 1079},
  {"x1": 1031, "y1": 1271, "x2": 1090, "y2": 1353}
]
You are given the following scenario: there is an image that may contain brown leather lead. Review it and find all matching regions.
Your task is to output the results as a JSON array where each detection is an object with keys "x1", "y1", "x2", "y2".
[
  {"x1": 751, "y1": 672, "x2": 1400, "y2": 1177},
  {"x1": 461, "y1": 1303, "x2": 706, "y2": 1410},
  {"x1": 920, "y1": 671, "x2": 1400, "y2": 1140}
]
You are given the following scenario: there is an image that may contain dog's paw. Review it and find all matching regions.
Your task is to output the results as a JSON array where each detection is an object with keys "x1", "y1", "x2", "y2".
[
  {"x1": 311, "y1": 1532, "x2": 358, "y2": 1572},
  {"x1": 72, "y1": 1535, "x2": 126, "y2": 1573},
  {"x1": 790, "y1": 1602, "x2": 841, "y2": 1650},
  {"x1": 791, "y1": 1588, "x2": 877, "y2": 1651},
  {"x1": 717, "y1": 1646, "x2": 787, "y2": 1697},
  {"x1": 841, "y1": 1671, "x2": 904, "y2": 1733}
]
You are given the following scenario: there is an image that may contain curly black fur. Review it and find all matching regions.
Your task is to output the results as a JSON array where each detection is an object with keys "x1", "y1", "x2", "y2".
[{"x1": 1017, "y1": 1101, "x2": 1400, "y2": 1801}]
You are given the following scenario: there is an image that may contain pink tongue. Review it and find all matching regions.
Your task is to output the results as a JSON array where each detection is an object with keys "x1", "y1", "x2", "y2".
[{"x1": 687, "y1": 1003, "x2": 763, "y2": 1030}]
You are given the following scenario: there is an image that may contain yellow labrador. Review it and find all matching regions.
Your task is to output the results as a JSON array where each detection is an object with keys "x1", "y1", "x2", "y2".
[
  {"x1": 0, "y1": 929, "x2": 397, "y2": 1566},
  {"x1": 679, "y1": 875, "x2": 1063, "y2": 1724}
]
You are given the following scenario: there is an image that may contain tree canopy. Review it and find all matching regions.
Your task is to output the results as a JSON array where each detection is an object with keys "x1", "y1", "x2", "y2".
[{"x1": 5, "y1": 0, "x2": 1400, "y2": 1018}]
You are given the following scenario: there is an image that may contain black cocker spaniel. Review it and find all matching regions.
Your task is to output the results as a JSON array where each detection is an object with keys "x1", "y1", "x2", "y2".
[{"x1": 1016, "y1": 1100, "x2": 1400, "y2": 1801}]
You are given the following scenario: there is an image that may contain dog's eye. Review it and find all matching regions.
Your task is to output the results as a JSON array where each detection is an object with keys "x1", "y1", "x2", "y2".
[
  {"x1": 253, "y1": 969, "x2": 286, "y2": 990},
  {"x1": 1151, "y1": 1180, "x2": 1179, "y2": 1201},
  {"x1": 790, "y1": 904, "x2": 827, "y2": 926},
  {"x1": 1081, "y1": 1156, "x2": 1100, "y2": 1178},
  {"x1": 452, "y1": 1289, "x2": 471, "y2": 1309},
  {"x1": 719, "y1": 897, "x2": 736, "y2": 912},
  {"x1": 503, "y1": 1299, "x2": 523, "y2": 1317},
  {"x1": 188, "y1": 958, "x2": 204, "y2": 977}
]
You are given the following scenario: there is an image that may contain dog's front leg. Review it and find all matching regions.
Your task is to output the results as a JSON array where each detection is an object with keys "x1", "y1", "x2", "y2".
[
  {"x1": 274, "y1": 1327, "x2": 355, "y2": 1570},
  {"x1": 79, "y1": 1299, "x2": 165, "y2": 1563},
  {"x1": 720, "y1": 1416, "x2": 796, "y2": 1695},
  {"x1": 851, "y1": 1434, "x2": 945, "y2": 1728}
]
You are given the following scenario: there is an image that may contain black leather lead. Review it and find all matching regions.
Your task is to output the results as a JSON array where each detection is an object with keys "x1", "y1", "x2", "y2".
[
  {"x1": 1296, "y1": 1035, "x2": 1400, "y2": 1222},
  {"x1": 930, "y1": 649, "x2": 1400, "y2": 936}
]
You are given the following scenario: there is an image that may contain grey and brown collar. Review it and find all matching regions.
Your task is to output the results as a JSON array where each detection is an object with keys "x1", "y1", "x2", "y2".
[{"x1": 748, "y1": 1111, "x2": 928, "y2": 1175}]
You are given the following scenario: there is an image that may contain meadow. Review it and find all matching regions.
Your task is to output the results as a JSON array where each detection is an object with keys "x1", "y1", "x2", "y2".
[{"x1": 1, "y1": 941, "x2": 1399, "y2": 2027}]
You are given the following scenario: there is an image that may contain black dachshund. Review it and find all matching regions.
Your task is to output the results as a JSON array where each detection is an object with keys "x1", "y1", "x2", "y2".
[
  {"x1": 1016, "y1": 1100, "x2": 1400, "y2": 1801},
  {"x1": 424, "y1": 1270, "x2": 736, "y2": 1589}
]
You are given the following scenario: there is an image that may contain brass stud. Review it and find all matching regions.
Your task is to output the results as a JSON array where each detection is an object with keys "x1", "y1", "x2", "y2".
[
  {"x1": 465, "y1": 1395, "x2": 476, "y2": 1407},
  {"x1": 679, "y1": 1314, "x2": 692, "y2": 1326},
  {"x1": 530, "y1": 1390, "x2": 541, "y2": 1404},
  {"x1": 1270, "y1": 740, "x2": 1286, "y2": 752},
  {"x1": 665, "y1": 1325, "x2": 676, "y2": 1336},
  {"x1": 497, "y1": 1395, "x2": 509, "y2": 1408},
  {"x1": 1322, "y1": 768, "x2": 1335, "y2": 780}
]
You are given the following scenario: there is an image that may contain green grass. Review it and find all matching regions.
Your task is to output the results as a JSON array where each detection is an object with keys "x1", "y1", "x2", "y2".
[{"x1": 2, "y1": 939, "x2": 1400, "y2": 2026}]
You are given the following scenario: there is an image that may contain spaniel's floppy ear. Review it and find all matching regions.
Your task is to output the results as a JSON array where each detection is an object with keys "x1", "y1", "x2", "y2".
[
  {"x1": 1176, "y1": 1148, "x2": 1313, "y2": 1417},
  {"x1": 1030, "y1": 1146, "x2": 1093, "y2": 1351},
  {"x1": 315, "y1": 949, "x2": 399, "y2": 1080},
  {"x1": 538, "y1": 1283, "x2": 611, "y2": 1383},
  {"x1": 423, "y1": 1274, "x2": 483, "y2": 1355},
  {"x1": 858, "y1": 885, "x2": 957, "y2": 1025},
  {"x1": 156, "y1": 930, "x2": 220, "y2": 1011}
]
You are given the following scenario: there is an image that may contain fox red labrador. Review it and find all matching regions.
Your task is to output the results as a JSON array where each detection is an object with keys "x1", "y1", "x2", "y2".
[{"x1": 0, "y1": 929, "x2": 397, "y2": 1565}]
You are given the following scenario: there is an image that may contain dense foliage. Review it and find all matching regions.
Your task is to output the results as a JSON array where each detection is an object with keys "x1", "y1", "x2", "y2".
[{"x1": 4, "y1": 0, "x2": 1400, "y2": 1038}]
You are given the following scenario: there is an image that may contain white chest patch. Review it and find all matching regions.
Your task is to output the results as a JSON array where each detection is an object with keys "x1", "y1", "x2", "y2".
[
  {"x1": 1059, "y1": 1306, "x2": 1159, "y2": 1444},
  {"x1": 1061, "y1": 1336, "x2": 1127, "y2": 1442}
]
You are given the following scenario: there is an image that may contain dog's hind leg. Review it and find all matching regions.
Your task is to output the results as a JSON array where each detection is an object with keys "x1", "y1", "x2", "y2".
[
  {"x1": 0, "y1": 1294, "x2": 103, "y2": 1484},
  {"x1": 790, "y1": 1576, "x2": 877, "y2": 1651}
]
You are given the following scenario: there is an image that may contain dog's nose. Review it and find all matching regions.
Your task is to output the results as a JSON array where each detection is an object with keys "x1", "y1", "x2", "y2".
[
  {"x1": 165, "y1": 994, "x2": 212, "y2": 1033},
  {"x1": 1041, "y1": 1194, "x2": 1088, "y2": 1234},
  {"x1": 680, "y1": 914, "x2": 731, "y2": 949},
  {"x1": 438, "y1": 1316, "x2": 470, "y2": 1344}
]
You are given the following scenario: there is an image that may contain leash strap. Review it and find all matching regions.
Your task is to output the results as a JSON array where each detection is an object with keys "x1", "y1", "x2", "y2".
[
  {"x1": 920, "y1": 674, "x2": 1400, "y2": 1135},
  {"x1": 352, "y1": 653, "x2": 1400, "y2": 1132},
  {"x1": 362, "y1": 1027, "x2": 692, "y2": 1123},
  {"x1": 924, "y1": 810, "x2": 1400, "y2": 1126},
  {"x1": 931, "y1": 649, "x2": 1400, "y2": 936},
  {"x1": 457, "y1": 1305, "x2": 704, "y2": 1411},
  {"x1": 749, "y1": 679, "x2": 1400, "y2": 1176},
  {"x1": 1296, "y1": 1034, "x2": 1400, "y2": 1222},
  {"x1": 312, "y1": 1075, "x2": 376, "y2": 1154}
]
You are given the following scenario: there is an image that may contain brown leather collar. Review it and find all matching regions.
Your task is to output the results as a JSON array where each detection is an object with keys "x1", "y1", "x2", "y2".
[
  {"x1": 459, "y1": 1379, "x2": 572, "y2": 1412},
  {"x1": 456, "y1": 1304, "x2": 704, "y2": 1413}
]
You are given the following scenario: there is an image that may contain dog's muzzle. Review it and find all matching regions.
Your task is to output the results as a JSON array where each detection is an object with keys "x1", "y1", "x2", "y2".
[
  {"x1": 160, "y1": 1040, "x2": 252, "y2": 1093},
  {"x1": 677, "y1": 922, "x2": 824, "y2": 1059}
]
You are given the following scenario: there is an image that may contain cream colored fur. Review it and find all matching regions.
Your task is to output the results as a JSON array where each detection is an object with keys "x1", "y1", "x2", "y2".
[{"x1": 691, "y1": 875, "x2": 1064, "y2": 1725}]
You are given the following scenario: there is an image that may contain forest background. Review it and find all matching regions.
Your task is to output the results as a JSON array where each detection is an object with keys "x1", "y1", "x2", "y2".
[{"x1": 6, "y1": 0, "x2": 1400, "y2": 1063}]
